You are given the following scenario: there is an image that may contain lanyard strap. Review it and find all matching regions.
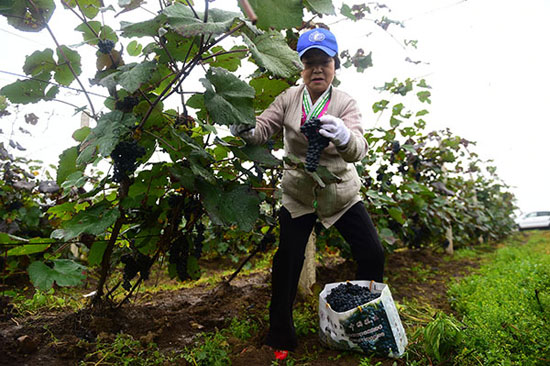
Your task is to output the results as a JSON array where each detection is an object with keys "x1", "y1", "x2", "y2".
[{"x1": 302, "y1": 86, "x2": 331, "y2": 124}]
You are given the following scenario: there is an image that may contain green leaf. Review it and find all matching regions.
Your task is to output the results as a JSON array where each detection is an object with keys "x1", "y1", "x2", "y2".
[
  {"x1": 304, "y1": 0, "x2": 336, "y2": 15},
  {"x1": 390, "y1": 117, "x2": 402, "y2": 128},
  {"x1": 164, "y1": 3, "x2": 240, "y2": 37},
  {"x1": 117, "y1": 61, "x2": 157, "y2": 93},
  {"x1": 242, "y1": 30, "x2": 302, "y2": 78},
  {"x1": 75, "y1": 20, "x2": 101, "y2": 44},
  {"x1": 204, "y1": 45, "x2": 247, "y2": 72},
  {"x1": 88, "y1": 241, "x2": 107, "y2": 266},
  {"x1": 23, "y1": 49, "x2": 56, "y2": 76},
  {"x1": 61, "y1": 202, "x2": 120, "y2": 240},
  {"x1": 72, "y1": 126, "x2": 91, "y2": 142},
  {"x1": 244, "y1": 0, "x2": 302, "y2": 30},
  {"x1": 28, "y1": 259, "x2": 86, "y2": 290},
  {"x1": 230, "y1": 145, "x2": 281, "y2": 167},
  {"x1": 366, "y1": 190, "x2": 396, "y2": 205},
  {"x1": 127, "y1": 40, "x2": 143, "y2": 56},
  {"x1": 154, "y1": 32, "x2": 198, "y2": 63},
  {"x1": 403, "y1": 182, "x2": 436, "y2": 198},
  {"x1": 63, "y1": 0, "x2": 101, "y2": 19},
  {"x1": 78, "y1": 111, "x2": 136, "y2": 164},
  {"x1": 47, "y1": 202, "x2": 76, "y2": 221},
  {"x1": 315, "y1": 166, "x2": 344, "y2": 185},
  {"x1": 417, "y1": 91, "x2": 431, "y2": 104},
  {"x1": 416, "y1": 109, "x2": 429, "y2": 117},
  {"x1": 0, "y1": 0, "x2": 56, "y2": 32},
  {"x1": 250, "y1": 76, "x2": 290, "y2": 111},
  {"x1": 388, "y1": 207, "x2": 405, "y2": 224},
  {"x1": 340, "y1": 4, "x2": 354, "y2": 20},
  {"x1": 57, "y1": 146, "x2": 80, "y2": 185},
  {"x1": 379, "y1": 227, "x2": 397, "y2": 246},
  {"x1": 6, "y1": 241, "x2": 50, "y2": 256},
  {"x1": 120, "y1": 14, "x2": 167, "y2": 38},
  {"x1": 198, "y1": 181, "x2": 260, "y2": 232},
  {"x1": 75, "y1": 21, "x2": 117, "y2": 45},
  {"x1": 0, "y1": 70, "x2": 53, "y2": 104},
  {"x1": 201, "y1": 67, "x2": 255, "y2": 126},
  {"x1": 60, "y1": 171, "x2": 87, "y2": 192},
  {"x1": 372, "y1": 100, "x2": 389, "y2": 113},
  {"x1": 54, "y1": 45, "x2": 82, "y2": 85}
]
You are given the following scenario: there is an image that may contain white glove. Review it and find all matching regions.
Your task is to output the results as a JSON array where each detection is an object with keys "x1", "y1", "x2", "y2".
[
  {"x1": 230, "y1": 124, "x2": 255, "y2": 141},
  {"x1": 318, "y1": 115, "x2": 351, "y2": 148}
]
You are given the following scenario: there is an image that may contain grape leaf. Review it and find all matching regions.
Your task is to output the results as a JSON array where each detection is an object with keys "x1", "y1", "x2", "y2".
[
  {"x1": 164, "y1": 3, "x2": 240, "y2": 37},
  {"x1": 304, "y1": 0, "x2": 336, "y2": 15},
  {"x1": 0, "y1": 0, "x2": 55, "y2": 32},
  {"x1": 72, "y1": 126, "x2": 91, "y2": 142},
  {"x1": 120, "y1": 14, "x2": 167, "y2": 38},
  {"x1": 54, "y1": 45, "x2": 82, "y2": 86},
  {"x1": 77, "y1": 111, "x2": 136, "y2": 164},
  {"x1": 60, "y1": 202, "x2": 120, "y2": 240},
  {"x1": 242, "y1": 0, "x2": 302, "y2": 30},
  {"x1": 201, "y1": 67, "x2": 255, "y2": 126},
  {"x1": 57, "y1": 146, "x2": 81, "y2": 185},
  {"x1": 88, "y1": 241, "x2": 107, "y2": 266},
  {"x1": 242, "y1": 30, "x2": 302, "y2": 78},
  {"x1": 63, "y1": 0, "x2": 101, "y2": 19},
  {"x1": 28, "y1": 259, "x2": 86, "y2": 290},
  {"x1": 203, "y1": 45, "x2": 248, "y2": 72},
  {"x1": 198, "y1": 181, "x2": 260, "y2": 232},
  {"x1": 230, "y1": 145, "x2": 281, "y2": 167},
  {"x1": 127, "y1": 40, "x2": 142, "y2": 56},
  {"x1": 388, "y1": 207, "x2": 405, "y2": 224},
  {"x1": 0, "y1": 70, "x2": 53, "y2": 104},
  {"x1": 250, "y1": 76, "x2": 290, "y2": 111},
  {"x1": 6, "y1": 237, "x2": 51, "y2": 256},
  {"x1": 117, "y1": 61, "x2": 157, "y2": 93},
  {"x1": 23, "y1": 49, "x2": 56, "y2": 76}
]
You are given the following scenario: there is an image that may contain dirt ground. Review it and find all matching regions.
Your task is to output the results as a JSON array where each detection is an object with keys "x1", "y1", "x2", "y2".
[{"x1": 0, "y1": 244, "x2": 486, "y2": 366}]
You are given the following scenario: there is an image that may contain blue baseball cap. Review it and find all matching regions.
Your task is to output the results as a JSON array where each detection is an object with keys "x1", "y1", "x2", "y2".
[{"x1": 297, "y1": 28, "x2": 338, "y2": 58}]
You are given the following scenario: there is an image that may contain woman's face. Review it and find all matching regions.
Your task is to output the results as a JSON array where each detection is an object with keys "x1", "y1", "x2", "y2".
[{"x1": 301, "y1": 49, "x2": 335, "y2": 101}]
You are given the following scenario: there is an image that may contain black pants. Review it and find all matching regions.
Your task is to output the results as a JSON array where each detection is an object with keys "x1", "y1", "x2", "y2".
[{"x1": 265, "y1": 202, "x2": 385, "y2": 350}]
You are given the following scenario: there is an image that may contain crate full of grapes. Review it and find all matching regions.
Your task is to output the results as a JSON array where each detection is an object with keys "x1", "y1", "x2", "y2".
[{"x1": 319, "y1": 280, "x2": 407, "y2": 357}]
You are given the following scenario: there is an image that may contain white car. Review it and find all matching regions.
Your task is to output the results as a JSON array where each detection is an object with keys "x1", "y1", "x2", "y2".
[{"x1": 515, "y1": 211, "x2": 550, "y2": 230}]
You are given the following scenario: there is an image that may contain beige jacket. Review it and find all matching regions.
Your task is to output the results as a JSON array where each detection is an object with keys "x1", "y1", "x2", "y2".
[{"x1": 247, "y1": 84, "x2": 368, "y2": 228}]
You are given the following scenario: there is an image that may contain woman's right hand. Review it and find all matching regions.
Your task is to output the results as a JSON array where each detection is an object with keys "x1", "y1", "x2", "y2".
[{"x1": 230, "y1": 124, "x2": 255, "y2": 141}]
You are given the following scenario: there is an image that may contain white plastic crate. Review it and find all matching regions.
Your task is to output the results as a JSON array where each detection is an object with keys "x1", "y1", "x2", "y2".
[{"x1": 319, "y1": 280, "x2": 407, "y2": 357}]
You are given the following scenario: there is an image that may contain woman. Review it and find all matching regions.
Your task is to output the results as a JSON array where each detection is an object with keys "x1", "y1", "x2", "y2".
[{"x1": 232, "y1": 28, "x2": 385, "y2": 359}]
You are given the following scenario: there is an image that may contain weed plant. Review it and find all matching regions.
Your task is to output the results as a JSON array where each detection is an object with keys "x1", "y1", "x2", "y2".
[
  {"x1": 79, "y1": 333, "x2": 182, "y2": 365},
  {"x1": 8, "y1": 288, "x2": 84, "y2": 315},
  {"x1": 448, "y1": 232, "x2": 550, "y2": 365}
]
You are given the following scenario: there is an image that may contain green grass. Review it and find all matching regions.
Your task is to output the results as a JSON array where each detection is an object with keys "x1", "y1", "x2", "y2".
[
  {"x1": 7, "y1": 287, "x2": 85, "y2": 315},
  {"x1": 79, "y1": 333, "x2": 182, "y2": 365},
  {"x1": 448, "y1": 231, "x2": 550, "y2": 365}
]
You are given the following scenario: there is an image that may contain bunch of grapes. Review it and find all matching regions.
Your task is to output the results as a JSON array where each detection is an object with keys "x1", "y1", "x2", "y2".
[
  {"x1": 300, "y1": 118, "x2": 330, "y2": 172},
  {"x1": 259, "y1": 231, "x2": 276, "y2": 252},
  {"x1": 115, "y1": 96, "x2": 139, "y2": 113},
  {"x1": 98, "y1": 39, "x2": 115, "y2": 54},
  {"x1": 193, "y1": 223, "x2": 205, "y2": 259},
  {"x1": 326, "y1": 282, "x2": 381, "y2": 312},
  {"x1": 110, "y1": 140, "x2": 146, "y2": 183},
  {"x1": 120, "y1": 252, "x2": 153, "y2": 291},
  {"x1": 169, "y1": 235, "x2": 190, "y2": 281}
]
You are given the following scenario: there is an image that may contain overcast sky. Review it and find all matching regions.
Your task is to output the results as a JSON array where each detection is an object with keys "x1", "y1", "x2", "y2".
[{"x1": 1, "y1": 0, "x2": 548, "y2": 214}]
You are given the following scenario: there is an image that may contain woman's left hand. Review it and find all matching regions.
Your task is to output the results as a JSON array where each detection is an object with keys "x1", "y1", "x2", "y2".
[{"x1": 319, "y1": 115, "x2": 351, "y2": 148}]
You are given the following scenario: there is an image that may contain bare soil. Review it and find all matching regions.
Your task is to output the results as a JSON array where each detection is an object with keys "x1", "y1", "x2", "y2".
[{"x1": 0, "y1": 245, "x2": 486, "y2": 366}]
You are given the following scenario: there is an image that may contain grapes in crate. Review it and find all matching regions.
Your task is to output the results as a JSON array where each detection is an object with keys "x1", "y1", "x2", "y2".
[{"x1": 326, "y1": 282, "x2": 381, "y2": 312}]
